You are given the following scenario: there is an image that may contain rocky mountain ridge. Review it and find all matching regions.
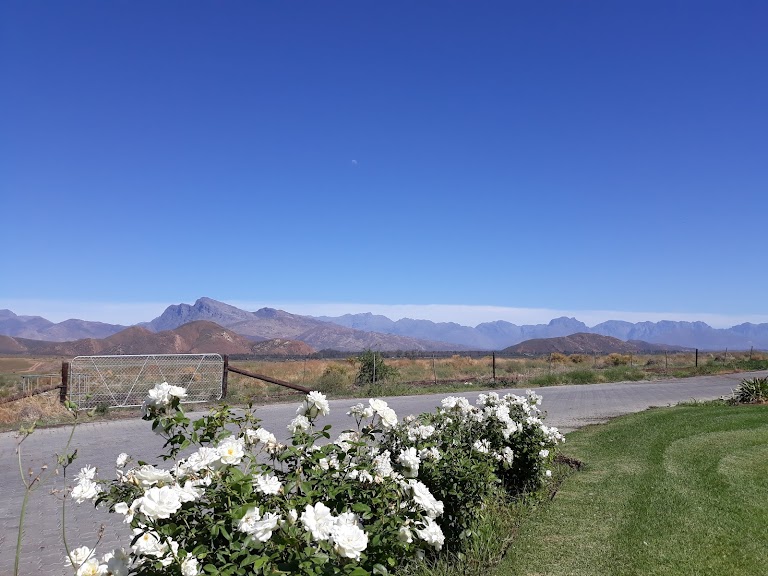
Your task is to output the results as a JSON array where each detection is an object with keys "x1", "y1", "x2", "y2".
[
  {"x1": 2, "y1": 298, "x2": 767, "y2": 351},
  {"x1": 318, "y1": 312, "x2": 768, "y2": 350},
  {"x1": 0, "y1": 321, "x2": 316, "y2": 356}
]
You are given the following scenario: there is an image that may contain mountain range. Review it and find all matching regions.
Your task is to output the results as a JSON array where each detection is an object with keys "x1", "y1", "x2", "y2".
[
  {"x1": 0, "y1": 321, "x2": 317, "y2": 356},
  {"x1": 1, "y1": 298, "x2": 767, "y2": 351}
]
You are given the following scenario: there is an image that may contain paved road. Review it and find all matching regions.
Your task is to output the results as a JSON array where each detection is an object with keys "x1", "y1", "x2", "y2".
[{"x1": 1, "y1": 370, "x2": 763, "y2": 575}]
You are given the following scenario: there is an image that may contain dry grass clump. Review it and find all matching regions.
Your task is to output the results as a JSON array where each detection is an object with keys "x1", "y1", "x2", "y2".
[
  {"x1": 449, "y1": 354, "x2": 476, "y2": 370},
  {"x1": 604, "y1": 353, "x2": 631, "y2": 366},
  {"x1": 0, "y1": 391, "x2": 70, "y2": 428},
  {"x1": 549, "y1": 352, "x2": 569, "y2": 363}
]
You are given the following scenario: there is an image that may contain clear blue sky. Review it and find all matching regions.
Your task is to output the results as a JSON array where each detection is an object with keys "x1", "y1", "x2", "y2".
[{"x1": 2, "y1": 1, "x2": 767, "y2": 327}]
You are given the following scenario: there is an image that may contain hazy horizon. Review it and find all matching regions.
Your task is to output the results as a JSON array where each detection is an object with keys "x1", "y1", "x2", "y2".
[{"x1": 3, "y1": 298, "x2": 767, "y2": 330}]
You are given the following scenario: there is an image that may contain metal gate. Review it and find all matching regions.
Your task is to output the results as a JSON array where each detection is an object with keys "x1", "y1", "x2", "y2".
[{"x1": 68, "y1": 354, "x2": 224, "y2": 409}]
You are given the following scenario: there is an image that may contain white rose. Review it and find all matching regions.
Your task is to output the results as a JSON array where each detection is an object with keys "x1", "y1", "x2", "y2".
[
  {"x1": 139, "y1": 486, "x2": 183, "y2": 520},
  {"x1": 238, "y1": 507, "x2": 262, "y2": 534},
  {"x1": 408, "y1": 480, "x2": 444, "y2": 519},
  {"x1": 131, "y1": 465, "x2": 174, "y2": 488},
  {"x1": 75, "y1": 465, "x2": 97, "y2": 481},
  {"x1": 146, "y1": 382, "x2": 187, "y2": 406},
  {"x1": 347, "y1": 403, "x2": 375, "y2": 419},
  {"x1": 398, "y1": 525, "x2": 413, "y2": 543},
  {"x1": 64, "y1": 546, "x2": 93, "y2": 569},
  {"x1": 250, "y1": 512, "x2": 280, "y2": 543},
  {"x1": 300, "y1": 502, "x2": 335, "y2": 541},
  {"x1": 115, "y1": 453, "x2": 129, "y2": 468},
  {"x1": 254, "y1": 473, "x2": 282, "y2": 495},
  {"x1": 71, "y1": 478, "x2": 101, "y2": 504},
  {"x1": 415, "y1": 517, "x2": 445, "y2": 550},
  {"x1": 377, "y1": 406, "x2": 398, "y2": 429},
  {"x1": 368, "y1": 398, "x2": 388, "y2": 412},
  {"x1": 441, "y1": 396, "x2": 459, "y2": 410},
  {"x1": 372, "y1": 451, "x2": 394, "y2": 478},
  {"x1": 184, "y1": 447, "x2": 222, "y2": 474},
  {"x1": 473, "y1": 439, "x2": 490, "y2": 454},
  {"x1": 181, "y1": 556, "x2": 200, "y2": 576},
  {"x1": 335, "y1": 431, "x2": 359, "y2": 452},
  {"x1": 245, "y1": 427, "x2": 278, "y2": 447},
  {"x1": 288, "y1": 414, "x2": 311, "y2": 434},
  {"x1": 105, "y1": 548, "x2": 131, "y2": 576},
  {"x1": 334, "y1": 511, "x2": 360, "y2": 527},
  {"x1": 113, "y1": 502, "x2": 134, "y2": 524},
  {"x1": 397, "y1": 447, "x2": 421, "y2": 478},
  {"x1": 131, "y1": 529, "x2": 165, "y2": 557},
  {"x1": 331, "y1": 523, "x2": 368, "y2": 560},
  {"x1": 217, "y1": 437, "x2": 245, "y2": 465},
  {"x1": 173, "y1": 481, "x2": 204, "y2": 503},
  {"x1": 357, "y1": 470, "x2": 374, "y2": 483},
  {"x1": 297, "y1": 391, "x2": 330, "y2": 419},
  {"x1": 419, "y1": 447, "x2": 441, "y2": 462},
  {"x1": 75, "y1": 557, "x2": 102, "y2": 576}
]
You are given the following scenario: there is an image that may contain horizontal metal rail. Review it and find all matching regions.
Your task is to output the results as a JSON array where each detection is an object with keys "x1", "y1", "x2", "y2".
[
  {"x1": 227, "y1": 364, "x2": 311, "y2": 394},
  {"x1": 0, "y1": 384, "x2": 64, "y2": 405}
]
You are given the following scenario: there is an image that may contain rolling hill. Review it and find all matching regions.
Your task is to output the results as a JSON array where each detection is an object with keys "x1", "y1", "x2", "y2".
[{"x1": 503, "y1": 333, "x2": 690, "y2": 355}]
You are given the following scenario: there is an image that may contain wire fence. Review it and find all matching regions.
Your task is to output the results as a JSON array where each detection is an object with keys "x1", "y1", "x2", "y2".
[{"x1": 22, "y1": 373, "x2": 60, "y2": 394}]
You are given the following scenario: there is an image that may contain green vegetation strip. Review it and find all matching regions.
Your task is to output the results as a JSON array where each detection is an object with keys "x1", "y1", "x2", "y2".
[{"x1": 498, "y1": 402, "x2": 768, "y2": 576}]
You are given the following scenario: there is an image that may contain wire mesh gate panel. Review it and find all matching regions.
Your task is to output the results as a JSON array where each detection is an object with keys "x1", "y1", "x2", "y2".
[{"x1": 68, "y1": 354, "x2": 224, "y2": 409}]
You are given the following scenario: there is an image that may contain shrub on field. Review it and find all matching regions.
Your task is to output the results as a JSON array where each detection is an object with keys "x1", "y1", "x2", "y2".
[
  {"x1": 729, "y1": 377, "x2": 768, "y2": 404},
  {"x1": 355, "y1": 349, "x2": 399, "y2": 385},
  {"x1": 569, "y1": 354, "x2": 588, "y2": 364}
]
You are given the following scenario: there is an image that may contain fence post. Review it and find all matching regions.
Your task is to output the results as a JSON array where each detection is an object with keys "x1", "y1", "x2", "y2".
[
  {"x1": 492, "y1": 352, "x2": 496, "y2": 384},
  {"x1": 60, "y1": 362, "x2": 70, "y2": 404},
  {"x1": 222, "y1": 355, "x2": 229, "y2": 399},
  {"x1": 695, "y1": 349, "x2": 698, "y2": 368},
  {"x1": 750, "y1": 346, "x2": 754, "y2": 360}
]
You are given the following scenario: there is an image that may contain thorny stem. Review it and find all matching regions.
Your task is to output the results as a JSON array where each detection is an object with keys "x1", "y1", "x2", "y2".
[{"x1": 15, "y1": 409, "x2": 79, "y2": 576}]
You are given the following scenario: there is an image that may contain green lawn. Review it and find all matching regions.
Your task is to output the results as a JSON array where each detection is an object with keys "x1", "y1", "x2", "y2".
[{"x1": 500, "y1": 402, "x2": 768, "y2": 576}]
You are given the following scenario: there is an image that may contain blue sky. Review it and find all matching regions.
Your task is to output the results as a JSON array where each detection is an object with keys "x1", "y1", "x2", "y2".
[{"x1": 2, "y1": 1, "x2": 767, "y2": 328}]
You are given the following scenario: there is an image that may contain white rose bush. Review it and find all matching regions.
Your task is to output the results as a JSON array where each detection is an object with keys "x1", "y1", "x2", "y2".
[
  {"x1": 64, "y1": 383, "x2": 563, "y2": 575},
  {"x1": 380, "y1": 390, "x2": 564, "y2": 548}
]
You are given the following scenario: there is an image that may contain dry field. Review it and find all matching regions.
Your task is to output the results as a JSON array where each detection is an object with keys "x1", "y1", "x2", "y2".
[{"x1": 1, "y1": 351, "x2": 765, "y2": 430}]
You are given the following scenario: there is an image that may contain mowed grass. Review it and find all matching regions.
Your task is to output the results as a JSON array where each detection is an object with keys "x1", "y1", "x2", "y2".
[{"x1": 499, "y1": 402, "x2": 768, "y2": 576}]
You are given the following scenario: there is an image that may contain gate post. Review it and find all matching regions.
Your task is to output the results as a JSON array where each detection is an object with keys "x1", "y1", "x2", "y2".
[
  {"x1": 222, "y1": 355, "x2": 229, "y2": 399},
  {"x1": 60, "y1": 362, "x2": 70, "y2": 404}
]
